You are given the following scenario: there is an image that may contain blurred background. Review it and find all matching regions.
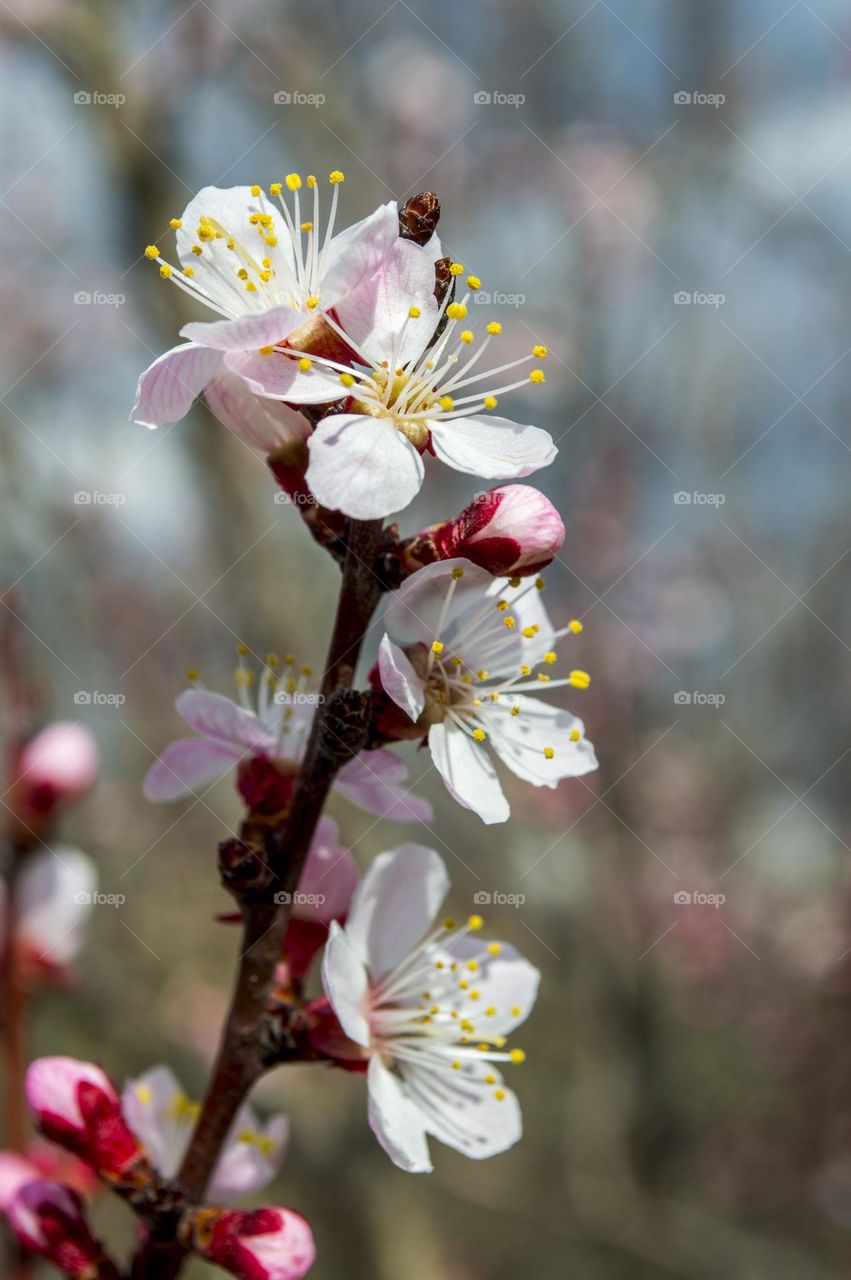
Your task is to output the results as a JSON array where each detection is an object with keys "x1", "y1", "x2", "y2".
[{"x1": 2, "y1": 0, "x2": 851, "y2": 1275}]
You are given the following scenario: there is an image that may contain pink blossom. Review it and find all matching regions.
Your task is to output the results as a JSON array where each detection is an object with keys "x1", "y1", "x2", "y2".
[
  {"x1": 10, "y1": 721, "x2": 98, "y2": 824},
  {"x1": 405, "y1": 484, "x2": 566, "y2": 577},
  {"x1": 26, "y1": 1057, "x2": 143, "y2": 1177},
  {"x1": 182, "y1": 1204, "x2": 316, "y2": 1280}
]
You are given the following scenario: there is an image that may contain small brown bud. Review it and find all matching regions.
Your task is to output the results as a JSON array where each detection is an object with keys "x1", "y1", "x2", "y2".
[{"x1": 399, "y1": 192, "x2": 441, "y2": 245}]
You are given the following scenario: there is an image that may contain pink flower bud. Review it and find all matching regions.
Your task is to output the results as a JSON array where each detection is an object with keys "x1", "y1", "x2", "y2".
[
  {"x1": 407, "y1": 485, "x2": 565, "y2": 578},
  {"x1": 11, "y1": 722, "x2": 98, "y2": 824},
  {"x1": 182, "y1": 1205, "x2": 316, "y2": 1280},
  {"x1": 7, "y1": 1180, "x2": 119, "y2": 1279},
  {"x1": 0, "y1": 1152, "x2": 40, "y2": 1213},
  {"x1": 26, "y1": 1057, "x2": 143, "y2": 1178}
]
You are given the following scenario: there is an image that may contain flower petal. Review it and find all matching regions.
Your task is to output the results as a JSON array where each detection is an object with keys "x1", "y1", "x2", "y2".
[
  {"x1": 334, "y1": 238, "x2": 439, "y2": 369},
  {"x1": 430, "y1": 414, "x2": 557, "y2": 479},
  {"x1": 319, "y1": 201, "x2": 399, "y2": 307},
  {"x1": 321, "y1": 921, "x2": 371, "y2": 1047},
  {"x1": 344, "y1": 844, "x2": 448, "y2": 982},
  {"x1": 442, "y1": 937, "x2": 540, "y2": 1036},
  {"x1": 176, "y1": 185, "x2": 295, "y2": 283},
  {"x1": 377, "y1": 636, "x2": 426, "y2": 722},
  {"x1": 427, "y1": 721, "x2": 510, "y2": 825},
  {"x1": 131, "y1": 343, "x2": 222, "y2": 429},
  {"x1": 367, "y1": 1057, "x2": 432, "y2": 1173},
  {"x1": 180, "y1": 306, "x2": 304, "y2": 352},
  {"x1": 486, "y1": 697, "x2": 598, "y2": 786},
  {"x1": 224, "y1": 349, "x2": 344, "y2": 405},
  {"x1": 16, "y1": 847, "x2": 97, "y2": 965},
  {"x1": 121, "y1": 1065, "x2": 186, "y2": 1179},
  {"x1": 175, "y1": 689, "x2": 275, "y2": 752},
  {"x1": 336, "y1": 748, "x2": 433, "y2": 822},
  {"x1": 383, "y1": 558, "x2": 494, "y2": 649},
  {"x1": 296, "y1": 816, "x2": 358, "y2": 924},
  {"x1": 142, "y1": 738, "x2": 243, "y2": 803},
  {"x1": 203, "y1": 368, "x2": 310, "y2": 454},
  {"x1": 306, "y1": 414, "x2": 424, "y2": 518},
  {"x1": 210, "y1": 1111, "x2": 288, "y2": 1203},
  {"x1": 401, "y1": 1060, "x2": 522, "y2": 1161}
]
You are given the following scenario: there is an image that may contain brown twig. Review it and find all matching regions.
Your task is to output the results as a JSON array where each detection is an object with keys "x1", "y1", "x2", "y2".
[{"x1": 130, "y1": 517, "x2": 383, "y2": 1280}]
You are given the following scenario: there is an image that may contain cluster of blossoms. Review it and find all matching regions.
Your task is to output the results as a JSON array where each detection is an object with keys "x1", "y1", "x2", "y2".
[{"x1": 2, "y1": 174, "x2": 598, "y2": 1280}]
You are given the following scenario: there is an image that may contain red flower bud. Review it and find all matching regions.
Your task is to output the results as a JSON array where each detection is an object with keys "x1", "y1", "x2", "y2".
[
  {"x1": 181, "y1": 1204, "x2": 316, "y2": 1280},
  {"x1": 7, "y1": 1180, "x2": 119, "y2": 1279},
  {"x1": 10, "y1": 722, "x2": 98, "y2": 828},
  {"x1": 26, "y1": 1058, "x2": 143, "y2": 1179},
  {"x1": 405, "y1": 484, "x2": 565, "y2": 578}
]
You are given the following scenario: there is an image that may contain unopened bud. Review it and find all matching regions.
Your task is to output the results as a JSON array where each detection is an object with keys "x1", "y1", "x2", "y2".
[
  {"x1": 25, "y1": 1058, "x2": 144, "y2": 1180},
  {"x1": 404, "y1": 485, "x2": 565, "y2": 578},
  {"x1": 7, "y1": 1180, "x2": 119, "y2": 1279},
  {"x1": 10, "y1": 722, "x2": 98, "y2": 828},
  {"x1": 180, "y1": 1204, "x2": 316, "y2": 1280}
]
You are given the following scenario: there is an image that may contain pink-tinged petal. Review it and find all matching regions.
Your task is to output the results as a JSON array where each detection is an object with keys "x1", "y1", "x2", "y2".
[
  {"x1": 319, "y1": 201, "x2": 399, "y2": 307},
  {"x1": 336, "y1": 749, "x2": 433, "y2": 822},
  {"x1": 26, "y1": 1058, "x2": 116, "y2": 1136},
  {"x1": 0, "y1": 1153, "x2": 40, "y2": 1212},
  {"x1": 345, "y1": 845, "x2": 448, "y2": 982},
  {"x1": 204, "y1": 368, "x2": 311, "y2": 454},
  {"x1": 143, "y1": 738, "x2": 243, "y2": 803},
  {"x1": 180, "y1": 306, "x2": 304, "y2": 353},
  {"x1": 367, "y1": 1057, "x2": 432, "y2": 1173},
  {"x1": 306, "y1": 414, "x2": 424, "y2": 518},
  {"x1": 15, "y1": 722, "x2": 98, "y2": 803},
  {"x1": 7, "y1": 1179, "x2": 111, "y2": 1276},
  {"x1": 383, "y1": 558, "x2": 493, "y2": 649},
  {"x1": 131, "y1": 343, "x2": 223, "y2": 429},
  {"x1": 430, "y1": 414, "x2": 557, "y2": 479},
  {"x1": 210, "y1": 1112, "x2": 289, "y2": 1203},
  {"x1": 17, "y1": 847, "x2": 97, "y2": 965},
  {"x1": 334, "y1": 238, "x2": 439, "y2": 368},
  {"x1": 224, "y1": 349, "x2": 343, "y2": 405},
  {"x1": 121, "y1": 1065, "x2": 187, "y2": 1178},
  {"x1": 175, "y1": 689, "x2": 275, "y2": 752},
  {"x1": 321, "y1": 921, "x2": 371, "y2": 1047},
  {"x1": 486, "y1": 697, "x2": 598, "y2": 786},
  {"x1": 402, "y1": 1060, "x2": 522, "y2": 1161},
  {"x1": 430, "y1": 484, "x2": 565, "y2": 576},
  {"x1": 377, "y1": 636, "x2": 426, "y2": 722},
  {"x1": 296, "y1": 817, "x2": 358, "y2": 924},
  {"x1": 428, "y1": 721, "x2": 510, "y2": 825}
]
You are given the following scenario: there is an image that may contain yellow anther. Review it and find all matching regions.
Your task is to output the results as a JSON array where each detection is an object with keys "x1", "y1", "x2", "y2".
[
  {"x1": 298, "y1": 358, "x2": 312, "y2": 372},
  {"x1": 510, "y1": 1048, "x2": 526, "y2": 1064},
  {"x1": 446, "y1": 302, "x2": 467, "y2": 320},
  {"x1": 159, "y1": 263, "x2": 173, "y2": 278},
  {"x1": 452, "y1": 656, "x2": 463, "y2": 667},
  {"x1": 460, "y1": 329, "x2": 474, "y2": 344},
  {"x1": 483, "y1": 396, "x2": 498, "y2": 410},
  {"x1": 250, "y1": 184, "x2": 261, "y2": 196},
  {"x1": 431, "y1": 641, "x2": 445, "y2": 655},
  {"x1": 569, "y1": 728, "x2": 582, "y2": 743},
  {"x1": 408, "y1": 305, "x2": 421, "y2": 318},
  {"x1": 469, "y1": 990, "x2": 481, "y2": 1001},
  {"x1": 568, "y1": 619, "x2": 583, "y2": 633},
  {"x1": 304, "y1": 175, "x2": 316, "y2": 188},
  {"x1": 439, "y1": 395, "x2": 454, "y2": 411},
  {"x1": 259, "y1": 344, "x2": 275, "y2": 356},
  {"x1": 538, "y1": 673, "x2": 550, "y2": 683},
  {"x1": 197, "y1": 225, "x2": 213, "y2": 241},
  {"x1": 508, "y1": 577, "x2": 522, "y2": 588},
  {"x1": 270, "y1": 182, "x2": 282, "y2": 196},
  {"x1": 468, "y1": 914, "x2": 484, "y2": 931},
  {"x1": 543, "y1": 746, "x2": 555, "y2": 760},
  {"x1": 486, "y1": 321, "x2": 502, "y2": 335},
  {"x1": 531, "y1": 344, "x2": 548, "y2": 358},
  {"x1": 520, "y1": 664, "x2": 531, "y2": 677},
  {"x1": 285, "y1": 173, "x2": 302, "y2": 191},
  {"x1": 477, "y1": 669, "x2": 489, "y2": 680},
  {"x1": 487, "y1": 942, "x2": 502, "y2": 956},
  {"x1": 472, "y1": 728, "x2": 486, "y2": 742},
  {"x1": 182, "y1": 267, "x2": 195, "y2": 277},
  {"x1": 510, "y1": 705, "x2": 520, "y2": 717},
  {"x1": 449, "y1": 262, "x2": 464, "y2": 275},
  {"x1": 329, "y1": 170, "x2": 345, "y2": 184},
  {"x1": 485, "y1": 1073, "x2": 496, "y2": 1085},
  {"x1": 266, "y1": 654, "x2": 279, "y2": 668},
  {"x1": 259, "y1": 270, "x2": 272, "y2": 282},
  {"x1": 522, "y1": 626, "x2": 536, "y2": 639},
  {"x1": 485, "y1": 1006, "x2": 497, "y2": 1017},
  {"x1": 511, "y1": 1006, "x2": 521, "y2": 1018},
  {"x1": 245, "y1": 281, "x2": 257, "y2": 292},
  {"x1": 467, "y1": 960, "x2": 479, "y2": 972},
  {"x1": 535, "y1": 576, "x2": 546, "y2": 590},
  {"x1": 237, "y1": 268, "x2": 249, "y2": 280},
  {"x1": 185, "y1": 667, "x2": 199, "y2": 682},
  {"x1": 458, "y1": 979, "x2": 469, "y2": 991},
  {"x1": 169, "y1": 218, "x2": 182, "y2": 230},
  {"x1": 300, "y1": 664, "x2": 312, "y2": 676},
  {"x1": 144, "y1": 245, "x2": 159, "y2": 260},
  {"x1": 452, "y1": 1060, "x2": 461, "y2": 1070},
  {"x1": 306, "y1": 295, "x2": 319, "y2": 309},
  {"x1": 503, "y1": 616, "x2": 516, "y2": 629},
  {"x1": 451, "y1": 566, "x2": 465, "y2": 579},
  {"x1": 265, "y1": 235, "x2": 278, "y2": 246},
  {"x1": 136, "y1": 1085, "x2": 153, "y2": 1104},
  {"x1": 544, "y1": 652, "x2": 557, "y2": 664},
  {"x1": 340, "y1": 373, "x2": 355, "y2": 387},
  {"x1": 529, "y1": 369, "x2": 546, "y2": 384},
  {"x1": 569, "y1": 670, "x2": 591, "y2": 689},
  {"x1": 467, "y1": 275, "x2": 481, "y2": 289},
  {"x1": 442, "y1": 917, "x2": 456, "y2": 929},
  {"x1": 496, "y1": 600, "x2": 509, "y2": 611},
  {"x1": 300, "y1": 221, "x2": 314, "y2": 232},
  {"x1": 237, "y1": 643, "x2": 249, "y2": 656}
]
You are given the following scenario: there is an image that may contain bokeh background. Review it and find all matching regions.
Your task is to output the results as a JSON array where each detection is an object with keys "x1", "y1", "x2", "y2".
[{"x1": 3, "y1": 0, "x2": 851, "y2": 1275}]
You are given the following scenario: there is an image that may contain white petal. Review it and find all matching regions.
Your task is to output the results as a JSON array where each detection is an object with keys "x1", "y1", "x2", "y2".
[
  {"x1": 334, "y1": 238, "x2": 439, "y2": 369},
  {"x1": 175, "y1": 185, "x2": 297, "y2": 295},
  {"x1": 131, "y1": 343, "x2": 222, "y2": 428},
  {"x1": 321, "y1": 921, "x2": 371, "y2": 1047},
  {"x1": 430, "y1": 414, "x2": 557, "y2": 479},
  {"x1": 335, "y1": 749, "x2": 433, "y2": 823},
  {"x1": 121, "y1": 1065, "x2": 187, "y2": 1178},
  {"x1": 377, "y1": 636, "x2": 426, "y2": 721},
  {"x1": 367, "y1": 1057, "x2": 432, "y2": 1173},
  {"x1": 443, "y1": 937, "x2": 540, "y2": 1037},
  {"x1": 210, "y1": 1109, "x2": 288, "y2": 1202},
  {"x1": 345, "y1": 844, "x2": 448, "y2": 982},
  {"x1": 486, "y1": 697, "x2": 598, "y2": 786},
  {"x1": 428, "y1": 721, "x2": 510, "y2": 825},
  {"x1": 402, "y1": 1060, "x2": 522, "y2": 1161},
  {"x1": 203, "y1": 368, "x2": 310, "y2": 453},
  {"x1": 17, "y1": 847, "x2": 97, "y2": 965},
  {"x1": 306, "y1": 414, "x2": 424, "y2": 518},
  {"x1": 319, "y1": 201, "x2": 399, "y2": 306},
  {"x1": 224, "y1": 349, "x2": 344, "y2": 405},
  {"x1": 383, "y1": 558, "x2": 494, "y2": 649},
  {"x1": 180, "y1": 306, "x2": 303, "y2": 352}
]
